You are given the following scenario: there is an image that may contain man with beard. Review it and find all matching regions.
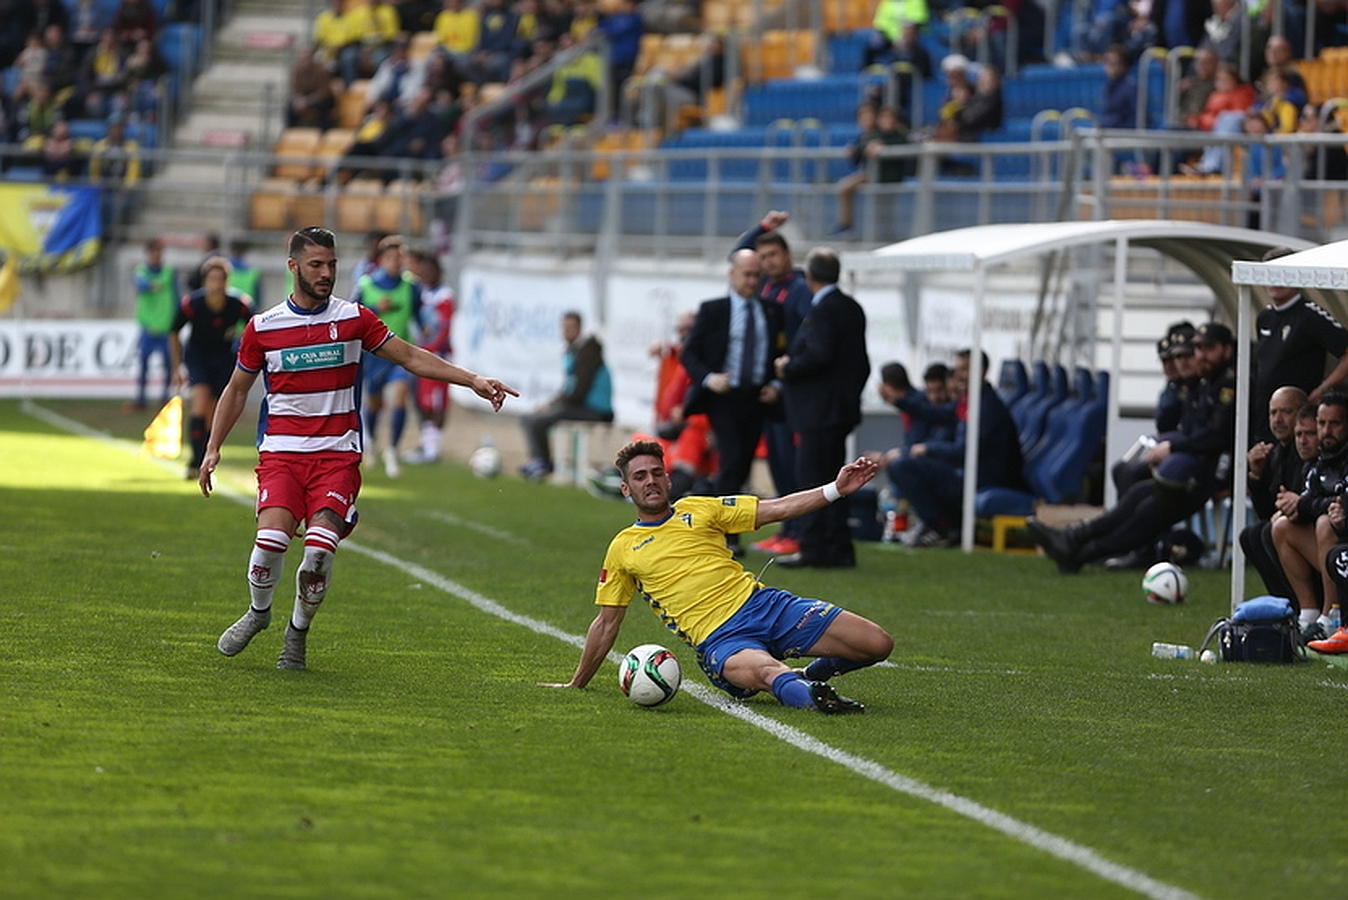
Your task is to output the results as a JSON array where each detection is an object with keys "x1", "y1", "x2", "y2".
[
  {"x1": 198, "y1": 228, "x2": 518, "y2": 670},
  {"x1": 543, "y1": 440, "x2": 892, "y2": 713},
  {"x1": 1027, "y1": 322, "x2": 1237, "y2": 573},
  {"x1": 1239, "y1": 389, "x2": 1312, "y2": 599},
  {"x1": 1272, "y1": 391, "x2": 1348, "y2": 641}
]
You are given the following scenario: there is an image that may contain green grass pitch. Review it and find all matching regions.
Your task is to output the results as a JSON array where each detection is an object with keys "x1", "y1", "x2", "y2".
[{"x1": 2, "y1": 398, "x2": 1345, "y2": 899}]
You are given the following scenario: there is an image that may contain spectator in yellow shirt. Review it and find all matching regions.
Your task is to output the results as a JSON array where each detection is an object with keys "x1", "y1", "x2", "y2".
[
  {"x1": 314, "y1": 0, "x2": 362, "y2": 83},
  {"x1": 433, "y1": 0, "x2": 479, "y2": 61}
]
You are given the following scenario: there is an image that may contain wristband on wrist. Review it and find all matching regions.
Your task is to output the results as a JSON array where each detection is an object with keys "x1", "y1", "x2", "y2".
[{"x1": 822, "y1": 482, "x2": 842, "y2": 503}]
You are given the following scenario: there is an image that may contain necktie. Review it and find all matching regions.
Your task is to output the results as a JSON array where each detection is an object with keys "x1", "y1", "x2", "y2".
[{"x1": 739, "y1": 301, "x2": 757, "y2": 389}]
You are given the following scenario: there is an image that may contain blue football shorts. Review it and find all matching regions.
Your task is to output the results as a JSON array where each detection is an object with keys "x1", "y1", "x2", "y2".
[
  {"x1": 362, "y1": 352, "x2": 411, "y2": 394},
  {"x1": 695, "y1": 586, "x2": 841, "y2": 699}
]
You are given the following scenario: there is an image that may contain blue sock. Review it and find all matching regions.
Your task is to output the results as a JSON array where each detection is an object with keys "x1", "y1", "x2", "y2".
[
  {"x1": 391, "y1": 408, "x2": 407, "y2": 446},
  {"x1": 363, "y1": 409, "x2": 378, "y2": 446},
  {"x1": 770, "y1": 671, "x2": 814, "y2": 708},
  {"x1": 804, "y1": 657, "x2": 877, "y2": 682}
]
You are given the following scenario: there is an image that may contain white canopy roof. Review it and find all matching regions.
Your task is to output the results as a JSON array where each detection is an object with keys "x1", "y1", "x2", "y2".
[{"x1": 1230, "y1": 238, "x2": 1348, "y2": 290}]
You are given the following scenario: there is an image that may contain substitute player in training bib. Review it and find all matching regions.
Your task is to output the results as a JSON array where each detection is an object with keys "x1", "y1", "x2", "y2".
[
  {"x1": 199, "y1": 227, "x2": 518, "y2": 671},
  {"x1": 544, "y1": 440, "x2": 893, "y2": 713}
]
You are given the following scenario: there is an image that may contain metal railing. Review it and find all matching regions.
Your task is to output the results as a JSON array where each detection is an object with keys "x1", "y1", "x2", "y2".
[{"x1": 4, "y1": 128, "x2": 1345, "y2": 281}]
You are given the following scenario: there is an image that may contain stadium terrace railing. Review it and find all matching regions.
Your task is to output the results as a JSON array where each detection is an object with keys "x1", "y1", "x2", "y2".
[{"x1": 1, "y1": 129, "x2": 1344, "y2": 293}]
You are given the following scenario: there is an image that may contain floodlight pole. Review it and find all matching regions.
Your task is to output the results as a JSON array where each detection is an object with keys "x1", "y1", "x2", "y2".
[
  {"x1": 960, "y1": 264, "x2": 986, "y2": 553},
  {"x1": 1107, "y1": 235, "x2": 1127, "y2": 509},
  {"x1": 1230, "y1": 283, "x2": 1252, "y2": 612}
]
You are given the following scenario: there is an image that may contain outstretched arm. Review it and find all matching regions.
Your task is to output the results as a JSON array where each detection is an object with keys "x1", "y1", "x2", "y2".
[
  {"x1": 375, "y1": 335, "x2": 518, "y2": 411},
  {"x1": 755, "y1": 456, "x2": 878, "y2": 527},
  {"x1": 541, "y1": 604, "x2": 628, "y2": 688},
  {"x1": 198, "y1": 365, "x2": 260, "y2": 497}
]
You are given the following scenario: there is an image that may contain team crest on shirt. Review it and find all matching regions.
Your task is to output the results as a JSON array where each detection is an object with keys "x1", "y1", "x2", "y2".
[
  {"x1": 1282, "y1": 325, "x2": 1291, "y2": 342},
  {"x1": 721, "y1": 497, "x2": 736, "y2": 506},
  {"x1": 679, "y1": 512, "x2": 693, "y2": 527},
  {"x1": 329, "y1": 323, "x2": 338, "y2": 340}
]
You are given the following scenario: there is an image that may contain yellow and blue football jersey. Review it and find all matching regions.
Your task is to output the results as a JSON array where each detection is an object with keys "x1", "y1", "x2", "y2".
[{"x1": 595, "y1": 495, "x2": 760, "y2": 646}]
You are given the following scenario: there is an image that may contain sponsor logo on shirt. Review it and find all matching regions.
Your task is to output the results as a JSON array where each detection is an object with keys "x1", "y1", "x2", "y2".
[
  {"x1": 632, "y1": 535, "x2": 656, "y2": 551},
  {"x1": 280, "y1": 343, "x2": 346, "y2": 370},
  {"x1": 721, "y1": 497, "x2": 736, "y2": 506}
]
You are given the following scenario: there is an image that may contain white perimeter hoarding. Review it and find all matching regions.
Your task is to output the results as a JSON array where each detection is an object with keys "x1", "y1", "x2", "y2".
[
  {"x1": 0, "y1": 320, "x2": 154, "y2": 397},
  {"x1": 455, "y1": 265, "x2": 596, "y2": 411}
]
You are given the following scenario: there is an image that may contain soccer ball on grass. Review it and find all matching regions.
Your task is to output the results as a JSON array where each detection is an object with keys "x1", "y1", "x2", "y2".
[
  {"x1": 618, "y1": 644, "x2": 681, "y2": 707},
  {"x1": 1142, "y1": 561, "x2": 1188, "y2": 605},
  {"x1": 467, "y1": 445, "x2": 502, "y2": 478}
]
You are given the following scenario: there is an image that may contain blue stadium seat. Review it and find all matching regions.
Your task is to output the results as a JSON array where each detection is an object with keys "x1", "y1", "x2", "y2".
[
  {"x1": 1016, "y1": 362, "x2": 1067, "y2": 450},
  {"x1": 4, "y1": 167, "x2": 46, "y2": 183},
  {"x1": 158, "y1": 23, "x2": 202, "y2": 75},
  {"x1": 1009, "y1": 360, "x2": 1049, "y2": 430},
  {"x1": 3, "y1": 67, "x2": 18, "y2": 97},
  {"x1": 828, "y1": 32, "x2": 868, "y2": 74},
  {"x1": 1024, "y1": 366, "x2": 1093, "y2": 498},
  {"x1": 68, "y1": 119, "x2": 109, "y2": 141},
  {"x1": 997, "y1": 358, "x2": 1029, "y2": 408},
  {"x1": 1033, "y1": 369, "x2": 1108, "y2": 503}
]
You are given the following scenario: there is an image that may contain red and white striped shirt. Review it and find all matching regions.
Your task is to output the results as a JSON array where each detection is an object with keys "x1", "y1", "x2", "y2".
[{"x1": 237, "y1": 297, "x2": 393, "y2": 456}]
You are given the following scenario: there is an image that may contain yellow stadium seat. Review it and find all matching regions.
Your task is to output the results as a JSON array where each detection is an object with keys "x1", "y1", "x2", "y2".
[
  {"x1": 249, "y1": 179, "x2": 296, "y2": 230},
  {"x1": 336, "y1": 178, "x2": 381, "y2": 232},
  {"x1": 291, "y1": 188, "x2": 327, "y2": 229},
  {"x1": 376, "y1": 180, "x2": 425, "y2": 232},
  {"x1": 338, "y1": 79, "x2": 371, "y2": 129},
  {"x1": 274, "y1": 127, "x2": 322, "y2": 180}
]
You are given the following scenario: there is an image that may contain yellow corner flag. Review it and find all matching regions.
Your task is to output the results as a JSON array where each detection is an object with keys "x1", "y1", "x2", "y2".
[
  {"x1": 143, "y1": 396, "x2": 183, "y2": 459},
  {"x1": 0, "y1": 254, "x2": 18, "y2": 313}
]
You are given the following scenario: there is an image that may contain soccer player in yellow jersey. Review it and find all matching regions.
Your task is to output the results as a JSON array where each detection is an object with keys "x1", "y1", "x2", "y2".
[{"x1": 544, "y1": 440, "x2": 893, "y2": 713}]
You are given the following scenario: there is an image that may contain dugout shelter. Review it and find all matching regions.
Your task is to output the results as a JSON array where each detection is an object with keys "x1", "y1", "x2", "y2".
[
  {"x1": 1230, "y1": 238, "x2": 1348, "y2": 611},
  {"x1": 844, "y1": 219, "x2": 1312, "y2": 553}
]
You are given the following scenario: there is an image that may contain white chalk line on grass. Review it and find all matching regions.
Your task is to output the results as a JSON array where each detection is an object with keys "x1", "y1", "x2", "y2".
[
  {"x1": 422, "y1": 510, "x2": 528, "y2": 546},
  {"x1": 25, "y1": 400, "x2": 1203, "y2": 900}
]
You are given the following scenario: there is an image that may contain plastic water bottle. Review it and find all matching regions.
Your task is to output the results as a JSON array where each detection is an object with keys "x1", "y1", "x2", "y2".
[
  {"x1": 1151, "y1": 642, "x2": 1196, "y2": 660},
  {"x1": 1328, "y1": 604, "x2": 1342, "y2": 633}
]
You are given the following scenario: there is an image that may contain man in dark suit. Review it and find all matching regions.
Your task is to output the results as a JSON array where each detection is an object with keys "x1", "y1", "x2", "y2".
[
  {"x1": 682, "y1": 249, "x2": 787, "y2": 555},
  {"x1": 773, "y1": 248, "x2": 871, "y2": 568}
]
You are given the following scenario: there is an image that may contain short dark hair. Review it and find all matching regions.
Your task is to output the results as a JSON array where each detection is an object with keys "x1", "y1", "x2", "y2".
[
  {"x1": 562, "y1": 310, "x2": 582, "y2": 325},
  {"x1": 615, "y1": 440, "x2": 664, "y2": 477},
  {"x1": 956, "y1": 348, "x2": 991, "y2": 376},
  {"x1": 1318, "y1": 390, "x2": 1348, "y2": 418},
  {"x1": 1297, "y1": 403, "x2": 1318, "y2": 423},
  {"x1": 923, "y1": 362, "x2": 950, "y2": 383},
  {"x1": 880, "y1": 362, "x2": 911, "y2": 391},
  {"x1": 754, "y1": 231, "x2": 789, "y2": 254},
  {"x1": 289, "y1": 226, "x2": 336, "y2": 258},
  {"x1": 228, "y1": 238, "x2": 248, "y2": 257},
  {"x1": 377, "y1": 234, "x2": 404, "y2": 255},
  {"x1": 805, "y1": 248, "x2": 840, "y2": 285}
]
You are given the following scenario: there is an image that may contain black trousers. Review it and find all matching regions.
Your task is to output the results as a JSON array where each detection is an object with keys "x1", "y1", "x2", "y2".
[
  {"x1": 1239, "y1": 520, "x2": 1296, "y2": 599},
  {"x1": 706, "y1": 390, "x2": 767, "y2": 495},
  {"x1": 1076, "y1": 479, "x2": 1211, "y2": 564},
  {"x1": 796, "y1": 424, "x2": 854, "y2": 565}
]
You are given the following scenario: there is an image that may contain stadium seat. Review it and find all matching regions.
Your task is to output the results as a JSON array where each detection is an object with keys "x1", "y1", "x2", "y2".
[
  {"x1": 376, "y1": 180, "x2": 425, "y2": 232},
  {"x1": 338, "y1": 80, "x2": 371, "y2": 129},
  {"x1": 1016, "y1": 362, "x2": 1067, "y2": 450},
  {"x1": 1035, "y1": 369, "x2": 1108, "y2": 504},
  {"x1": 249, "y1": 178, "x2": 297, "y2": 230},
  {"x1": 274, "y1": 127, "x2": 322, "y2": 181},
  {"x1": 997, "y1": 358, "x2": 1029, "y2": 408},
  {"x1": 1009, "y1": 360, "x2": 1049, "y2": 430},
  {"x1": 316, "y1": 128, "x2": 355, "y2": 177},
  {"x1": 291, "y1": 187, "x2": 327, "y2": 229},
  {"x1": 1023, "y1": 367, "x2": 1093, "y2": 499},
  {"x1": 336, "y1": 179, "x2": 382, "y2": 232}
]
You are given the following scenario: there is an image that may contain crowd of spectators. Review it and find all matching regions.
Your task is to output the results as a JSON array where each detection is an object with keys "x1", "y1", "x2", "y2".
[{"x1": 301, "y1": 0, "x2": 662, "y2": 180}]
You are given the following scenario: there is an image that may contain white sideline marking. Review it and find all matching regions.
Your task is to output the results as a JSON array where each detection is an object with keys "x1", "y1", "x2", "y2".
[
  {"x1": 24, "y1": 401, "x2": 1204, "y2": 900},
  {"x1": 423, "y1": 510, "x2": 528, "y2": 546}
]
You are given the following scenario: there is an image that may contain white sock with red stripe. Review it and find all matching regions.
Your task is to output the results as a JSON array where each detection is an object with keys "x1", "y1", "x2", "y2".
[
  {"x1": 292, "y1": 525, "x2": 340, "y2": 629},
  {"x1": 247, "y1": 529, "x2": 291, "y2": 612}
]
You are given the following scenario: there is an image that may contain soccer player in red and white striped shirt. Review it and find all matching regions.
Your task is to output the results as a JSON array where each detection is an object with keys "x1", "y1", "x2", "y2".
[{"x1": 200, "y1": 227, "x2": 517, "y2": 670}]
